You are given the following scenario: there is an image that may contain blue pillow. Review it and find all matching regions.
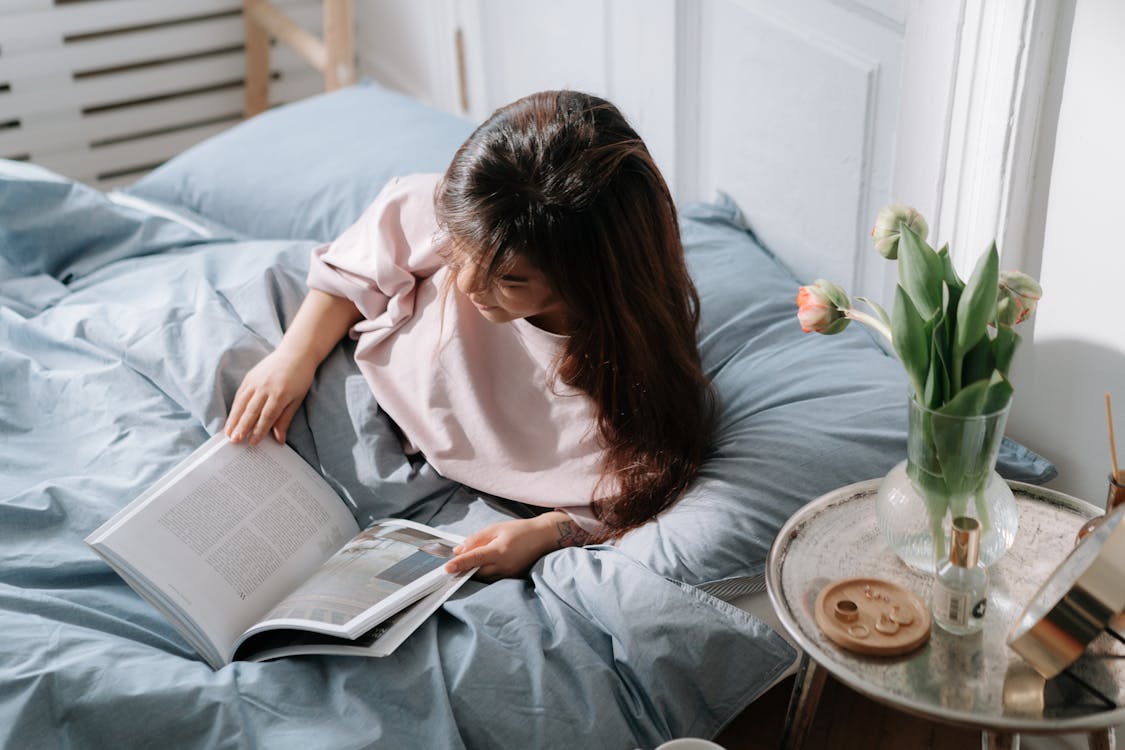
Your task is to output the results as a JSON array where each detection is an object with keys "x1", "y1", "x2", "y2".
[
  {"x1": 614, "y1": 196, "x2": 1056, "y2": 586},
  {"x1": 125, "y1": 81, "x2": 475, "y2": 242}
]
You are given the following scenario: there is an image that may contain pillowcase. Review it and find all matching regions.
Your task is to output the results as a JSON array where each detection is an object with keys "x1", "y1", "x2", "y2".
[
  {"x1": 124, "y1": 81, "x2": 475, "y2": 242},
  {"x1": 613, "y1": 196, "x2": 1056, "y2": 587}
]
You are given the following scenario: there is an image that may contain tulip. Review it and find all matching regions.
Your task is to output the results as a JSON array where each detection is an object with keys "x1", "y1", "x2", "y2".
[
  {"x1": 796, "y1": 280, "x2": 850, "y2": 334},
  {"x1": 871, "y1": 204, "x2": 929, "y2": 260},
  {"x1": 996, "y1": 270, "x2": 1043, "y2": 326}
]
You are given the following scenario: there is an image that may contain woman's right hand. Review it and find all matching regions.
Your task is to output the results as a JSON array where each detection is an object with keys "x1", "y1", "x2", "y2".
[{"x1": 225, "y1": 347, "x2": 317, "y2": 445}]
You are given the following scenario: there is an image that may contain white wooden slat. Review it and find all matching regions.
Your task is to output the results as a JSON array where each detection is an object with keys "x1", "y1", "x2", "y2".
[
  {"x1": 0, "y1": 69, "x2": 321, "y2": 158},
  {"x1": 0, "y1": 86, "x2": 243, "y2": 155},
  {"x1": 0, "y1": 16, "x2": 246, "y2": 81},
  {"x1": 0, "y1": 0, "x2": 318, "y2": 41},
  {"x1": 3, "y1": 45, "x2": 317, "y2": 120},
  {"x1": 0, "y1": 0, "x2": 241, "y2": 42},
  {"x1": 58, "y1": 70, "x2": 320, "y2": 187},
  {"x1": 0, "y1": 2, "x2": 322, "y2": 82},
  {"x1": 1, "y1": 0, "x2": 51, "y2": 13}
]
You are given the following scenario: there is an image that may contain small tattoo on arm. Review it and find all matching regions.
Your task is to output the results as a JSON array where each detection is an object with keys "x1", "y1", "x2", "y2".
[{"x1": 555, "y1": 520, "x2": 591, "y2": 549}]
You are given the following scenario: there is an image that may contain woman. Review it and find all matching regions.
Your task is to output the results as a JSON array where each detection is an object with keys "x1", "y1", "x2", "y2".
[{"x1": 226, "y1": 90, "x2": 713, "y2": 579}]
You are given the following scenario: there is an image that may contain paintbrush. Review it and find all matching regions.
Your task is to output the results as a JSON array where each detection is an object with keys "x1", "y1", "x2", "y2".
[
  {"x1": 1108, "y1": 393, "x2": 1121, "y2": 480},
  {"x1": 1108, "y1": 393, "x2": 1124, "y2": 510}
]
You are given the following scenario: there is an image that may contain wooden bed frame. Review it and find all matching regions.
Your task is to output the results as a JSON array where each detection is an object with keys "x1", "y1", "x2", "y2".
[{"x1": 243, "y1": 0, "x2": 355, "y2": 118}]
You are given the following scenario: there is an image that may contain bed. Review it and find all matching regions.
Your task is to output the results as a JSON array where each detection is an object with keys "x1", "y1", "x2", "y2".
[{"x1": 0, "y1": 81, "x2": 1056, "y2": 748}]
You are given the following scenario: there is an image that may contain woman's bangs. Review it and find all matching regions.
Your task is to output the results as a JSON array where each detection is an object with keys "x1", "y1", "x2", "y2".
[{"x1": 437, "y1": 228, "x2": 518, "y2": 293}]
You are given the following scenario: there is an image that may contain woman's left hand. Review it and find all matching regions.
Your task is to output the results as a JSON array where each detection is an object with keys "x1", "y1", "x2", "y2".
[{"x1": 444, "y1": 512, "x2": 568, "y2": 581}]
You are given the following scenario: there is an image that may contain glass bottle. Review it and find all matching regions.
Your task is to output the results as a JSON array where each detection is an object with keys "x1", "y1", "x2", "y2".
[
  {"x1": 932, "y1": 516, "x2": 989, "y2": 635},
  {"x1": 1075, "y1": 472, "x2": 1125, "y2": 544}
]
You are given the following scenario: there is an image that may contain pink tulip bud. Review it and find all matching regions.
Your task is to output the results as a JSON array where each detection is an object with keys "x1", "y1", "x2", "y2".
[
  {"x1": 871, "y1": 204, "x2": 929, "y2": 260},
  {"x1": 996, "y1": 270, "x2": 1043, "y2": 326},
  {"x1": 796, "y1": 279, "x2": 851, "y2": 334}
]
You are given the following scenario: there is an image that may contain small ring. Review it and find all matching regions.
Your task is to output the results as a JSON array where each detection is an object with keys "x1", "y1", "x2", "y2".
[
  {"x1": 848, "y1": 624, "x2": 870, "y2": 639},
  {"x1": 875, "y1": 613, "x2": 900, "y2": 635},
  {"x1": 833, "y1": 599, "x2": 859, "y2": 623},
  {"x1": 889, "y1": 606, "x2": 915, "y2": 626}
]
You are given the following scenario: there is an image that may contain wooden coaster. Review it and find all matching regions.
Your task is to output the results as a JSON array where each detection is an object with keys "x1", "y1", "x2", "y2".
[{"x1": 814, "y1": 576, "x2": 931, "y2": 656}]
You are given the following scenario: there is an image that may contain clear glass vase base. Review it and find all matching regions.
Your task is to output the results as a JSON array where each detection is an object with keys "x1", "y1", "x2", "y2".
[{"x1": 876, "y1": 460, "x2": 1019, "y2": 573}]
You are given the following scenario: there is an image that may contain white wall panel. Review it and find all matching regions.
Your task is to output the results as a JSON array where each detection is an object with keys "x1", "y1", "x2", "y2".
[
  {"x1": 352, "y1": 0, "x2": 680, "y2": 196},
  {"x1": 605, "y1": 0, "x2": 678, "y2": 196},
  {"x1": 473, "y1": 0, "x2": 609, "y2": 112},
  {"x1": 694, "y1": 0, "x2": 904, "y2": 296}
]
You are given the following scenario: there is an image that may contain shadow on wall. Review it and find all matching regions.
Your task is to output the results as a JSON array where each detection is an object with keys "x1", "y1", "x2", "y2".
[{"x1": 1007, "y1": 337, "x2": 1125, "y2": 507}]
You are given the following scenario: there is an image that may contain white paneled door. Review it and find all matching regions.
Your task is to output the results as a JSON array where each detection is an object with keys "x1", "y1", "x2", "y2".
[{"x1": 690, "y1": 0, "x2": 909, "y2": 297}]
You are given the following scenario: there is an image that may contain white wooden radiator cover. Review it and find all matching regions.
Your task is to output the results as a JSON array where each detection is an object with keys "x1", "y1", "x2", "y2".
[{"x1": 0, "y1": 0, "x2": 324, "y2": 191}]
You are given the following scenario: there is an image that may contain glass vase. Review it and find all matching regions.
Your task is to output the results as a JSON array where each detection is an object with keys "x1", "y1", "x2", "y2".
[{"x1": 876, "y1": 397, "x2": 1019, "y2": 573}]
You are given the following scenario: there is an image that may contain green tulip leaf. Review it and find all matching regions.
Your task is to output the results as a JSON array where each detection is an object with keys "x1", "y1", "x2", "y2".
[
  {"x1": 938, "y1": 243, "x2": 965, "y2": 292},
  {"x1": 938, "y1": 378, "x2": 989, "y2": 418},
  {"x1": 931, "y1": 378, "x2": 993, "y2": 498},
  {"x1": 960, "y1": 334, "x2": 995, "y2": 389},
  {"x1": 993, "y1": 325, "x2": 1020, "y2": 375},
  {"x1": 898, "y1": 225, "x2": 944, "y2": 320},
  {"x1": 983, "y1": 371, "x2": 1014, "y2": 415},
  {"x1": 927, "y1": 313, "x2": 951, "y2": 408},
  {"x1": 893, "y1": 285, "x2": 930, "y2": 400},
  {"x1": 954, "y1": 244, "x2": 999, "y2": 362}
]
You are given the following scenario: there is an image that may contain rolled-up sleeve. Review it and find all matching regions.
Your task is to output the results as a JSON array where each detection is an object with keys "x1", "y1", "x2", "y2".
[{"x1": 307, "y1": 173, "x2": 444, "y2": 337}]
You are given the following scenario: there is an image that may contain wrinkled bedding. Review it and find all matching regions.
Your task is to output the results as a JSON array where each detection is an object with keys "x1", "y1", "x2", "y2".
[{"x1": 0, "y1": 161, "x2": 795, "y2": 749}]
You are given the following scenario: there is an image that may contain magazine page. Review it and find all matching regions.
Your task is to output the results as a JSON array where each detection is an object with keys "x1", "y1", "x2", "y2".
[
  {"x1": 232, "y1": 519, "x2": 466, "y2": 648},
  {"x1": 232, "y1": 570, "x2": 472, "y2": 662},
  {"x1": 86, "y1": 434, "x2": 360, "y2": 669}
]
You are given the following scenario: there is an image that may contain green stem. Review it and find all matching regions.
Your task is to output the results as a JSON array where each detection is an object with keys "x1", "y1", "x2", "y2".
[
  {"x1": 927, "y1": 495, "x2": 948, "y2": 568},
  {"x1": 973, "y1": 485, "x2": 992, "y2": 535},
  {"x1": 844, "y1": 309, "x2": 894, "y2": 346}
]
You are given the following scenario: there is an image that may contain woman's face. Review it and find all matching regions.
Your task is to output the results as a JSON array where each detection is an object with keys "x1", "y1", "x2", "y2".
[{"x1": 450, "y1": 250, "x2": 568, "y2": 334}]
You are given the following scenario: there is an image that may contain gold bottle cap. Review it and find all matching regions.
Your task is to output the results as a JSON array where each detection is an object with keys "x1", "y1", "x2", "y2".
[{"x1": 950, "y1": 516, "x2": 981, "y2": 568}]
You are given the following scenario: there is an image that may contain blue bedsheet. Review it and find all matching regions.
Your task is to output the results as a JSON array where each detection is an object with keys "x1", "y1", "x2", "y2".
[{"x1": 0, "y1": 161, "x2": 794, "y2": 748}]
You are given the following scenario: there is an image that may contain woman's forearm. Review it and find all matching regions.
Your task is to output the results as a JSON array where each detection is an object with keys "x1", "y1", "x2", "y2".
[
  {"x1": 277, "y1": 289, "x2": 363, "y2": 366},
  {"x1": 541, "y1": 510, "x2": 593, "y2": 549}
]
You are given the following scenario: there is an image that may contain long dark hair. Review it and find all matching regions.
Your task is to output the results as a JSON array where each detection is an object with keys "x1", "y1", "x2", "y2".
[{"x1": 434, "y1": 90, "x2": 713, "y2": 542}]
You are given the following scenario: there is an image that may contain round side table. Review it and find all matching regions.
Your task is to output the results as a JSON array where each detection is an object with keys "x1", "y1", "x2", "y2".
[{"x1": 766, "y1": 479, "x2": 1125, "y2": 750}]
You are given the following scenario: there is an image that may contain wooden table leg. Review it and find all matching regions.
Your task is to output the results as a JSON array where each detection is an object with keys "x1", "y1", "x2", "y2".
[
  {"x1": 1089, "y1": 727, "x2": 1116, "y2": 750},
  {"x1": 781, "y1": 654, "x2": 827, "y2": 750},
  {"x1": 982, "y1": 731, "x2": 1020, "y2": 749}
]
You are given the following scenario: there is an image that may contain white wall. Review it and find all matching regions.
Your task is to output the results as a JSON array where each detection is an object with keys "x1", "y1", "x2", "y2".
[
  {"x1": 353, "y1": 0, "x2": 459, "y2": 112},
  {"x1": 1006, "y1": 0, "x2": 1125, "y2": 507}
]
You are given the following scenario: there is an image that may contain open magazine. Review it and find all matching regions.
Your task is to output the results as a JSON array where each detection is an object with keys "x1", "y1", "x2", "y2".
[{"x1": 86, "y1": 434, "x2": 474, "y2": 670}]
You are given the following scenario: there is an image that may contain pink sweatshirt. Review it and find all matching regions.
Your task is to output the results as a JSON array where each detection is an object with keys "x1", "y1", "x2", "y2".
[{"x1": 306, "y1": 173, "x2": 605, "y2": 531}]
